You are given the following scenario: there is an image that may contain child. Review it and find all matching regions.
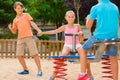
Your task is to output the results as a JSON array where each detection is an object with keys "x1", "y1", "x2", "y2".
[
  {"x1": 78, "y1": 0, "x2": 120, "y2": 80},
  {"x1": 8, "y1": 1, "x2": 42, "y2": 76},
  {"x1": 37, "y1": 10, "x2": 93, "y2": 80}
]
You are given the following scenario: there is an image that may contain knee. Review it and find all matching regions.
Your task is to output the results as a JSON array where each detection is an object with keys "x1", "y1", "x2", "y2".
[{"x1": 33, "y1": 54, "x2": 38, "y2": 57}]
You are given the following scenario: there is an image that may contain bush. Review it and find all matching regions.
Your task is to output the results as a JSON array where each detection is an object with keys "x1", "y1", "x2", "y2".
[
  {"x1": 0, "y1": 33, "x2": 17, "y2": 39},
  {"x1": 37, "y1": 34, "x2": 50, "y2": 40}
]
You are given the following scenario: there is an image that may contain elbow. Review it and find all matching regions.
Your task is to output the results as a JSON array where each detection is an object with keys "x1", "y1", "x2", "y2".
[
  {"x1": 86, "y1": 24, "x2": 92, "y2": 29},
  {"x1": 11, "y1": 30, "x2": 16, "y2": 34},
  {"x1": 86, "y1": 26, "x2": 89, "y2": 29},
  {"x1": 86, "y1": 25, "x2": 90, "y2": 29},
  {"x1": 12, "y1": 32, "x2": 16, "y2": 34},
  {"x1": 12, "y1": 31, "x2": 16, "y2": 34}
]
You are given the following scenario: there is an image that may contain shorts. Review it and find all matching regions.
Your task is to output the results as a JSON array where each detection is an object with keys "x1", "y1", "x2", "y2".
[
  {"x1": 64, "y1": 43, "x2": 82, "y2": 50},
  {"x1": 16, "y1": 37, "x2": 38, "y2": 56},
  {"x1": 82, "y1": 36, "x2": 118, "y2": 56}
]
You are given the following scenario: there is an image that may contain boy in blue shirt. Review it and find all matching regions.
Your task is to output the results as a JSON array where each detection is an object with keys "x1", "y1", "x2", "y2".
[{"x1": 78, "y1": 0, "x2": 120, "y2": 80}]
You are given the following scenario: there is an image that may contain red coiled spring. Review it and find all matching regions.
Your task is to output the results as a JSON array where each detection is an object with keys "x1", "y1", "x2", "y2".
[
  {"x1": 101, "y1": 57, "x2": 113, "y2": 79},
  {"x1": 53, "y1": 58, "x2": 67, "y2": 80}
]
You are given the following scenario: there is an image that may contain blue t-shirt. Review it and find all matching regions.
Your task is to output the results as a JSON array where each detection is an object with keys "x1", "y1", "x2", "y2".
[{"x1": 89, "y1": 0, "x2": 120, "y2": 39}]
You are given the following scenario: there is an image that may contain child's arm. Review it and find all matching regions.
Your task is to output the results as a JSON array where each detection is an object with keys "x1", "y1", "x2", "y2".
[
  {"x1": 77, "y1": 24, "x2": 84, "y2": 42},
  {"x1": 37, "y1": 26, "x2": 65, "y2": 36},
  {"x1": 30, "y1": 21, "x2": 42, "y2": 33},
  {"x1": 86, "y1": 15, "x2": 94, "y2": 29},
  {"x1": 77, "y1": 24, "x2": 83, "y2": 35},
  {"x1": 8, "y1": 23, "x2": 17, "y2": 34}
]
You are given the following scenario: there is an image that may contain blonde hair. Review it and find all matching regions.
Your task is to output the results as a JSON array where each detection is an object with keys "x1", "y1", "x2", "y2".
[
  {"x1": 13, "y1": 1, "x2": 24, "y2": 8},
  {"x1": 65, "y1": 10, "x2": 75, "y2": 16}
]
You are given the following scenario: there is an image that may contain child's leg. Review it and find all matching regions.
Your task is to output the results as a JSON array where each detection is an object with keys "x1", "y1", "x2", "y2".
[
  {"x1": 16, "y1": 39, "x2": 28, "y2": 71},
  {"x1": 17, "y1": 56, "x2": 28, "y2": 71},
  {"x1": 106, "y1": 45, "x2": 118, "y2": 80},
  {"x1": 86, "y1": 62, "x2": 92, "y2": 77},
  {"x1": 25, "y1": 37, "x2": 42, "y2": 73},
  {"x1": 33, "y1": 54, "x2": 42, "y2": 72},
  {"x1": 77, "y1": 37, "x2": 95, "y2": 80},
  {"x1": 77, "y1": 48, "x2": 92, "y2": 76},
  {"x1": 109, "y1": 56, "x2": 118, "y2": 80},
  {"x1": 78, "y1": 47, "x2": 88, "y2": 73},
  {"x1": 61, "y1": 46, "x2": 71, "y2": 56}
]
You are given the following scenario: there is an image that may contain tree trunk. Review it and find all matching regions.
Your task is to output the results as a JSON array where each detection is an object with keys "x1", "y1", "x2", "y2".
[{"x1": 77, "y1": 10, "x2": 79, "y2": 24}]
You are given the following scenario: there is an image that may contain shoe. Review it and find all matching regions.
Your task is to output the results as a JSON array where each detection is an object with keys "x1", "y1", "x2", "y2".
[
  {"x1": 88, "y1": 76, "x2": 94, "y2": 80},
  {"x1": 37, "y1": 72, "x2": 42, "y2": 77},
  {"x1": 17, "y1": 70, "x2": 29, "y2": 75},
  {"x1": 49, "y1": 76, "x2": 54, "y2": 80},
  {"x1": 77, "y1": 74, "x2": 88, "y2": 80}
]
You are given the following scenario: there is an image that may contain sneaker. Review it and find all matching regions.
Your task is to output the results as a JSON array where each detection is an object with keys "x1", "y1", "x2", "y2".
[
  {"x1": 17, "y1": 70, "x2": 29, "y2": 75},
  {"x1": 49, "y1": 76, "x2": 54, "y2": 80},
  {"x1": 37, "y1": 72, "x2": 42, "y2": 77},
  {"x1": 88, "y1": 76, "x2": 94, "y2": 80},
  {"x1": 77, "y1": 74, "x2": 88, "y2": 80}
]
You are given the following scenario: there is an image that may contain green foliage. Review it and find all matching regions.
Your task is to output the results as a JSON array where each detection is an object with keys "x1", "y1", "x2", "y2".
[
  {"x1": 0, "y1": 0, "x2": 120, "y2": 26},
  {"x1": 0, "y1": 0, "x2": 67, "y2": 27},
  {"x1": 0, "y1": 0, "x2": 15, "y2": 25},
  {"x1": 37, "y1": 34, "x2": 50, "y2": 40},
  {"x1": 0, "y1": 0, "x2": 30, "y2": 25},
  {"x1": 80, "y1": 20, "x2": 85, "y2": 25},
  {"x1": 26, "y1": 0, "x2": 67, "y2": 24},
  {"x1": 0, "y1": 33, "x2": 17, "y2": 39}
]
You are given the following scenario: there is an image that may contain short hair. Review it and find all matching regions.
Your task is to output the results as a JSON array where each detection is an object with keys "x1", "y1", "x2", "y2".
[
  {"x1": 65, "y1": 10, "x2": 75, "y2": 16},
  {"x1": 13, "y1": 1, "x2": 24, "y2": 8}
]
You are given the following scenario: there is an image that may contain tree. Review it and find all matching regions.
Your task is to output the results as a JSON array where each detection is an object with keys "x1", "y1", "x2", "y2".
[
  {"x1": 64, "y1": 0, "x2": 98, "y2": 23},
  {"x1": 27, "y1": 0, "x2": 67, "y2": 40},
  {"x1": 0, "y1": 0, "x2": 14, "y2": 26},
  {"x1": 0, "y1": 0, "x2": 29, "y2": 27},
  {"x1": 74, "y1": 0, "x2": 81, "y2": 24},
  {"x1": 1, "y1": 0, "x2": 119, "y2": 30}
]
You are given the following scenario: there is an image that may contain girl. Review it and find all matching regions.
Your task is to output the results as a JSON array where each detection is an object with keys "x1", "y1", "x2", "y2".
[{"x1": 38, "y1": 10, "x2": 93, "y2": 80}]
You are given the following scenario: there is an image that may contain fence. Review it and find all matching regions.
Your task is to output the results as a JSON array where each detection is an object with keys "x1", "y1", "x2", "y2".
[
  {"x1": 0, "y1": 39, "x2": 64, "y2": 59},
  {"x1": 0, "y1": 39, "x2": 120, "y2": 59}
]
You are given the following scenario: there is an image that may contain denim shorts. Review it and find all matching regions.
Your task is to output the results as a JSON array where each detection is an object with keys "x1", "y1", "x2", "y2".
[{"x1": 82, "y1": 36, "x2": 118, "y2": 56}]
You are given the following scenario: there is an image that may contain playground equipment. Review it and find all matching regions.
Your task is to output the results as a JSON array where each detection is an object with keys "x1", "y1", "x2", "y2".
[
  {"x1": 52, "y1": 58, "x2": 67, "y2": 80},
  {"x1": 93, "y1": 38, "x2": 120, "y2": 79},
  {"x1": 101, "y1": 56, "x2": 112, "y2": 79},
  {"x1": 50, "y1": 55, "x2": 95, "y2": 80},
  {"x1": 50, "y1": 33, "x2": 119, "y2": 80}
]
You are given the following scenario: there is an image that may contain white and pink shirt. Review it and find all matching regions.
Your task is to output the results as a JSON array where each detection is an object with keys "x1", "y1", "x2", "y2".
[{"x1": 64, "y1": 25, "x2": 80, "y2": 45}]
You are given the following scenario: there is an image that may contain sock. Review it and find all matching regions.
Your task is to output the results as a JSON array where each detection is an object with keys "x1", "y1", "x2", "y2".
[
  {"x1": 80, "y1": 72, "x2": 87, "y2": 76},
  {"x1": 38, "y1": 72, "x2": 42, "y2": 74}
]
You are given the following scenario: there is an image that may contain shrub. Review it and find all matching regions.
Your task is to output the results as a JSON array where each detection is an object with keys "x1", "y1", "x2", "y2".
[
  {"x1": 37, "y1": 34, "x2": 50, "y2": 40},
  {"x1": 0, "y1": 33, "x2": 17, "y2": 39}
]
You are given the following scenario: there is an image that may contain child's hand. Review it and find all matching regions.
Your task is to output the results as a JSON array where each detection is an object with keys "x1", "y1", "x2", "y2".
[
  {"x1": 78, "y1": 31, "x2": 83, "y2": 35},
  {"x1": 8, "y1": 23, "x2": 12, "y2": 30},
  {"x1": 37, "y1": 32, "x2": 43, "y2": 36},
  {"x1": 80, "y1": 35, "x2": 84, "y2": 43}
]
